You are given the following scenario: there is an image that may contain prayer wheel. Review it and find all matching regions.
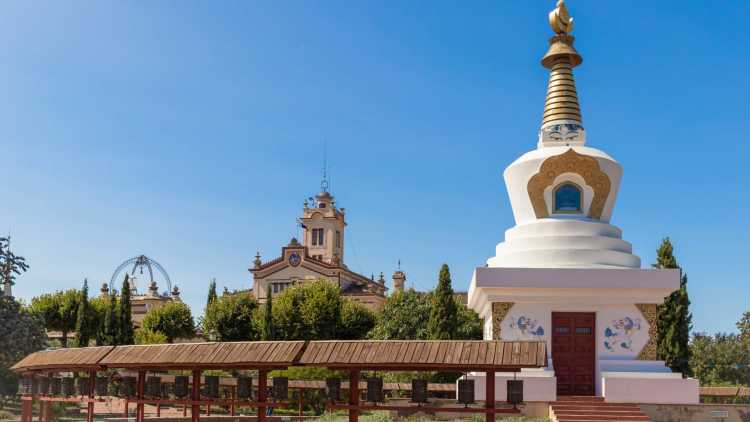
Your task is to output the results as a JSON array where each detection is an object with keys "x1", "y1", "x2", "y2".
[
  {"x1": 19, "y1": 376, "x2": 34, "y2": 395},
  {"x1": 61, "y1": 377, "x2": 75, "y2": 397},
  {"x1": 411, "y1": 379, "x2": 428, "y2": 404},
  {"x1": 366, "y1": 377, "x2": 384, "y2": 403},
  {"x1": 174, "y1": 375, "x2": 189, "y2": 398},
  {"x1": 325, "y1": 378, "x2": 341, "y2": 402},
  {"x1": 146, "y1": 376, "x2": 161, "y2": 398},
  {"x1": 96, "y1": 377, "x2": 109, "y2": 396},
  {"x1": 204, "y1": 375, "x2": 219, "y2": 399},
  {"x1": 77, "y1": 377, "x2": 90, "y2": 395},
  {"x1": 121, "y1": 376, "x2": 137, "y2": 398},
  {"x1": 457, "y1": 379, "x2": 475, "y2": 405},
  {"x1": 507, "y1": 380, "x2": 523, "y2": 405},
  {"x1": 49, "y1": 378, "x2": 62, "y2": 396},
  {"x1": 236, "y1": 376, "x2": 252, "y2": 399},
  {"x1": 272, "y1": 377, "x2": 288, "y2": 400},
  {"x1": 37, "y1": 377, "x2": 50, "y2": 396}
]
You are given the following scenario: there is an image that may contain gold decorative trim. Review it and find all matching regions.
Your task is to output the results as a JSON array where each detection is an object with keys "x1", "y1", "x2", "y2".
[
  {"x1": 527, "y1": 148, "x2": 611, "y2": 219},
  {"x1": 491, "y1": 302, "x2": 514, "y2": 340},
  {"x1": 635, "y1": 303, "x2": 658, "y2": 360}
]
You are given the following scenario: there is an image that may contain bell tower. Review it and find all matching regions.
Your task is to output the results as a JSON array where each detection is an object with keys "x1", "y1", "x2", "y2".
[{"x1": 300, "y1": 173, "x2": 346, "y2": 265}]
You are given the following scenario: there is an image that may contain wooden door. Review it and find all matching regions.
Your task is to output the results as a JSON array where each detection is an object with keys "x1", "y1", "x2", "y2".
[{"x1": 552, "y1": 312, "x2": 596, "y2": 396}]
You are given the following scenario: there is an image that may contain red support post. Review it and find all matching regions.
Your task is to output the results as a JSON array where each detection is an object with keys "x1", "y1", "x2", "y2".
[
  {"x1": 156, "y1": 402, "x2": 161, "y2": 417},
  {"x1": 257, "y1": 369, "x2": 268, "y2": 422},
  {"x1": 230, "y1": 385, "x2": 236, "y2": 416},
  {"x1": 298, "y1": 387, "x2": 304, "y2": 417},
  {"x1": 136, "y1": 371, "x2": 145, "y2": 422},
  {"x1": 87, "y1": 369, "x2": 96, "y2": 422},
  {"x1": 21, "y1": 374, "x2": 33, "y2": 422},
  {"x1": 485, "y1": 370, "x2": 495, "y2": 422},
  {"x1": 191, "y1": 370, "x2": 202, "y2": 422},
  {"x1": 349, "y1": 369, "x2": 360, "y2": 422},
  {"x1": 124, "y1": 399, "x2": 129, "y2": 418}
]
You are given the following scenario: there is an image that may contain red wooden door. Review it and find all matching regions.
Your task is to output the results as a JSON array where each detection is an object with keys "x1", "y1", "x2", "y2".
[{"x1": 552, "y1": 312, "x2": 596, "y2": 396}]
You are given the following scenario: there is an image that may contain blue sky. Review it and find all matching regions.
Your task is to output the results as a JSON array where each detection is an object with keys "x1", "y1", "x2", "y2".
[{"x1": 2, "y1": 1, "x2": 748, "y2": 334}]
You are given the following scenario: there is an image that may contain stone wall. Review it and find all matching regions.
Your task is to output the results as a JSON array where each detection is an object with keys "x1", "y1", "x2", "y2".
[{"x1": 640, "y1": 403, "x2": 750, "y2": 422}]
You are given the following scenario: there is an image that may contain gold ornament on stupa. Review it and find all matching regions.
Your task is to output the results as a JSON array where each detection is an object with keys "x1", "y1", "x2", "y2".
[
  {"x1": 540, "y1": 0, "x2": 583, "y2": 128},
  {"x1": 549, "y1": 0, "x2": 574, "y2": 34}
]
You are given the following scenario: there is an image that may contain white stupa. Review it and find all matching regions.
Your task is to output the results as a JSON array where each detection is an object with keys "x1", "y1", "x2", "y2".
[{"x1": 466, "y1": 0, "x2": 699, "y2": 404}]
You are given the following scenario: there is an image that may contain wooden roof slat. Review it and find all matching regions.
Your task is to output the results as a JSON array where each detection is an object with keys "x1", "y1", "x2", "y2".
[{"x1": 15, "y1": 340, "x2": 545, "y2": 372}]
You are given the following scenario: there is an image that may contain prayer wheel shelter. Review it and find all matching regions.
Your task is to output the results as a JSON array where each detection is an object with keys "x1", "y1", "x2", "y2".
[{"x1": 12, "y1": 340, "x2": 546, "y2": 422}]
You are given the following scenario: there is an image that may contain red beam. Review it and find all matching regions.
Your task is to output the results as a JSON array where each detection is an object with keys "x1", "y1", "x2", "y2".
[
  {"x1": 191, "y1": 370, "x2": 201, "y2": 422},
  {"x1": 87, "y1": 369, "x2": 96, "y2": 422},
  {"x1": 349, "y1": 369, "x2": 360, "y2": 422},
  {"x1": 485, "y1": 370, "x2": 495, "y2": 422},
  {"x1": 258, "y1": 369, "x2": 268, "y2": 422},
  {"x1": 327, "y1": 404, "x2": 520, "y2": 414}
]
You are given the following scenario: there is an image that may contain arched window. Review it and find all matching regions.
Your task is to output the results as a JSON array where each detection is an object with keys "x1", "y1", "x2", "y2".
[{"x1": 554, "y1": 183, "x2": 582, "y2": 213}]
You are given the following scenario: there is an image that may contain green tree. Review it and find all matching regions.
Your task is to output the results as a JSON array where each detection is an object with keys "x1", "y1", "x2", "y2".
[
  {"x1": 654, "y1": 238, "x2": 692, "y2": 375},
  {"x1": 0, "y1": 297, "x2": 47, "y2": 396},
  {"x1": 454, "y1": 299, "x2": 483, "y2": 340},
  {"x1": 339, "y1": 300, "x2": 376, "y2": 340},
  {"x1": 0, "y1": 236, "x2": 29, "y2": 293},
  {"x1": 90, "y1": 295, "x2": 108, "y2": 345},
  {"x1": 262, "y1": 289, "x2": 275, "y2": 341},
  {"x1": 427, "y1": 264, "x2": 458, "y2": 340},
  {"x1": 207, "y1": 279, "x2": 218, "y2": 308},
  {"x1": 74, "y1": 279, "x2": 93, "y2": 347},
  {"x1": 135, "y1": 328, "x2": 168, "y2": 345},
  {"x1": 30, "y1": 289, "x2": 80, "y2": 347},
  {"x1": 689, "y1": 331, "x2": 750, "y2": 387},
  {"x1": 272, "y1": 279, "x2": 342, "y2": 340},
  {"x1": 369, "y1": 289, "x2": 431, "y2": 340},
  {"x1": 142, "y1": 302, "x2": 195, "y2": 343},
  {"x1": 203, "y1": 293, "x2": 259, "y2": 341},
  {"x1": 101, "y1": 291, "x2": 119, "y2": 346},
  {"x1": 119, "y1": 276, "x2": 135, "y2": 345}
]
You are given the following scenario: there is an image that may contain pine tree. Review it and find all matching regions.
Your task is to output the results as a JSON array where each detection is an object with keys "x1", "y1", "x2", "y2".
[
  {"x1": 654, "y1": 237, "x2": 692, "y2": 375},
  {"x1": 119, "y1": 275, "x2": 135, "y2": 345},
  {"x1": 102, "y1": 291, "x2": 119, "y2": 345},
  {"x1": 207, "y1": 279, "x2": 218, "y2": 308},
  {"x1": 262, "y1": 289, "x2": 275, "y2": 341},
  {"x1": 427, "y1": 264, "x2": 458, "y2": 340},
  {"x1": 75, "y1": 279, "x2": 92, "y2": 347}
]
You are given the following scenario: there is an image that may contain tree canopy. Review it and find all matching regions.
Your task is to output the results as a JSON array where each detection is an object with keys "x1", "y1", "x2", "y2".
[
  {"x1": 0, "y1": 237, "x2": 29, "y2": 291},
  {"x1": 0, "y1": 296, "x2": 47, "y2": 395},
  {"x1": 203, "y1": 293, "x2": 259, "y2": 341},
  {"x1": 118, "y1": 276, "x2": 135, "y2": 345},
  {"x1": 142, "y1": 301, "x2": 196, "y2": 343},
  {"x1": 338, "y1": 299, "x2": 376, "y2": 340},
  {"x1": 74, "y1": 279, "x2": 93, "y2": 347},
  {"x1": 654, "y1": 237, "x2": 692, "y2": 375},
  {"x1": 30, "y1": 289, "x2": 80, "y2": 347},
  {"x1": 369, "y1": 288, "x2": 432, "y2": 340},
  {"x1": 427, "y1": 264, "x2": 458, "y2": 340}
]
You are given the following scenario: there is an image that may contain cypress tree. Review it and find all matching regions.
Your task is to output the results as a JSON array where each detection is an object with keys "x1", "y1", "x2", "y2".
[
  {"x1": 102, "y1": 291, "x2": 119, "y2": 345},
  {"x1": 654, "y1": 237, "x2": 692, "y2": 375},
  {"x1": 207, "y1": 279, "x2": 218, "y2": 308},
  {"x1": 427, "y1": 264, "x2": 458, "y2": 340},
  {"x1": 262, "y1": 289, "x2": 275, "y2": 340},
  {"x1": 119, "y1": 275, "x2": 135, "y2": 345},
  {"x1": 75, "y1": 279, "x2": 92, "y2": 347}
]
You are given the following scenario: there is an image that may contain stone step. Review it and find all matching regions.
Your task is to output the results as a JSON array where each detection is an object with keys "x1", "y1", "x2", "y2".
[
  {"x1": 552, "y1": 404, "x2": 644, "y2": 412},
  {"x1": 550, "y1": 396, "x2": 651, "y2": 422}
]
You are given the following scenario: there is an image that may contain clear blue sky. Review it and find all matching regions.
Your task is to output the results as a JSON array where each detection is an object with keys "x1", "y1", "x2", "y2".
[{"x1": 2, "y1": 1, "x2": 748, "y2": 335}]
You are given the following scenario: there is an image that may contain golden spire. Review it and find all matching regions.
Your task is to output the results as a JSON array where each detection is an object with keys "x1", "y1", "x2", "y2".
[{"x1": 540, "y1": 0, "x2": 584, "y2": 134}]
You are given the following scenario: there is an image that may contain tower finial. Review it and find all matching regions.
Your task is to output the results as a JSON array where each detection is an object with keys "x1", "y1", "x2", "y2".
[
  {"x1": 321, "y1": 142, "x2": 329, "y2": 193},
  {"x1": 538, "y1": 0, "x2": 586, "y2": 148},
  {"x1": 549, "y1": 0, "x2": 574, "y2": 34}
]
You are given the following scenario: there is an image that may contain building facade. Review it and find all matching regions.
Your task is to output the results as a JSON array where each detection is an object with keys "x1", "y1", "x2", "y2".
[
  {"x1": 250, "y1": 187, "x2": 387, "y2": 309},
  {"x1": 466, "y1": 1, "x2": 698, "y2": 404}
]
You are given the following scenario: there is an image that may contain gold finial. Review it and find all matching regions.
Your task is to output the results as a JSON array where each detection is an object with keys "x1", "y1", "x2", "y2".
[{"x1": 549, "y1": 0, "x2": 574, "y2": 34}]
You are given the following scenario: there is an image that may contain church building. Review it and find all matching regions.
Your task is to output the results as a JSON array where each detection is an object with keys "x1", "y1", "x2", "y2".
[
  {"x1": 466, "y1": 1, "x2": 699, "y2": 404},
  {"x1": 249, "y1": 184, "x2": 387, "y2": 309}
]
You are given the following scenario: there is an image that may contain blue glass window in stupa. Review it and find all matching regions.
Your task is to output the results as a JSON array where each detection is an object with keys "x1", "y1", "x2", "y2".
[{"x1": 554, "y1": 183, "x2": 582, "y2": 213}]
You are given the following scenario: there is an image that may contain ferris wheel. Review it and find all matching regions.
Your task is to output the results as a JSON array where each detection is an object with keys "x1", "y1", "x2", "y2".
[{"x1": 110, "y1": 255, "x2": 172, "y2": 294}]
